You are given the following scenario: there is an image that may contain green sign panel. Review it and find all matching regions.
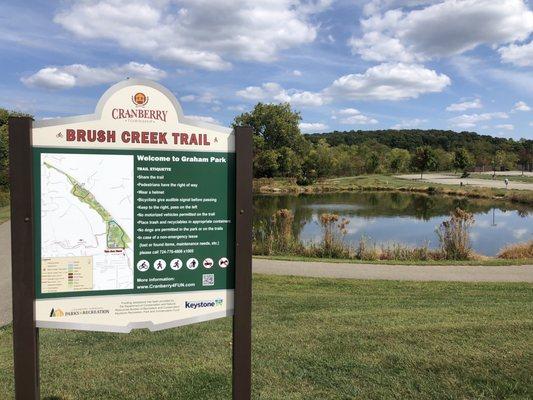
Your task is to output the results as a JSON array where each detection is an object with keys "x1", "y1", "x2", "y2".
[{"x1": 32, "y1": 80, "x2": 237, "y2": 332}]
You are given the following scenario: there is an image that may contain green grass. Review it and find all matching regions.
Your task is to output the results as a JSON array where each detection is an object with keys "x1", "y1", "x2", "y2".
[
  {"x1": 1, "y1": 275, "x2": 532, "y2": 399},
  {"x1": 0, "y1": 206, "x2": 9, "y2": 224},
  {"x1": 254, "y1": 255, "x2": 533, "y2": 266}
]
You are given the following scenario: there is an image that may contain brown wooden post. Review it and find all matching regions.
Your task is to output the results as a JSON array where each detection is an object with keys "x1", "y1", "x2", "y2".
[
  {"x1": 9, "y1": 116, "x2": 40, "y2": 400},
  {"x1": 232, "y1": 126, "x2": 253, "y2": 400}
]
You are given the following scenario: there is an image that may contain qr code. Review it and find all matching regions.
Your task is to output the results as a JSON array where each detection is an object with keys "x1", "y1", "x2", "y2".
[{"x1": 202, "y1": 274, "x2": 215, "y2": 286}]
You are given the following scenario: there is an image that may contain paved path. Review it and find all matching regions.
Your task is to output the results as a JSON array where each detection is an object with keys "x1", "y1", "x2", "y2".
[
  {"x1": 0, "y1": 222, "x2": 11, "y2": 327},
  {"x1": 477, "y1": 171, "x2": 533, "y2": 177},
  {"x1": 253, "y1": 259, "x2": 533, "y2": 282},
  {"x1": 397, "y1": 173, "x2": 533, "y2": 191}
]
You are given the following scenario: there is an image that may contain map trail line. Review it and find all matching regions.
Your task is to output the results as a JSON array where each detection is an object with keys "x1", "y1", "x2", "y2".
[{"x1": 43, "y1": 161, "x2": 131, "y2": 249}]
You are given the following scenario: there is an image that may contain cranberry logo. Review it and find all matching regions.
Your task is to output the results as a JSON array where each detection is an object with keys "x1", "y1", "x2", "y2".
[{"x1": 132, "y1": 92, "x2": 148, "y2": 107}]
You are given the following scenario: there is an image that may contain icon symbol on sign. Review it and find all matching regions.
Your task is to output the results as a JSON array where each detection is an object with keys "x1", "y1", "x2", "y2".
[
  {"x1": 137, "y1": 259, "x2": 150, "y2": 272},
  {"x1": 218, "y1": 257, "x2": 229, "y2": 268},
  {"x1": 154, "y1": 259, "x2": 166, "y2": 271},
  {"x1": 170, "y1": 258, "x2": 183, "y2": 270},
  {"x1": 187, "y1": 258, "x2": 199, "y2": 270},
  {"x1": 203, "y1": 258, "x2": 214, "y2": 268}
]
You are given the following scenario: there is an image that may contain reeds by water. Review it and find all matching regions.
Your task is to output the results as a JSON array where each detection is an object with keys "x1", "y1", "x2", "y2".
[{"x1": 253, "y1": 208, "x2": 485, "y2": 261}]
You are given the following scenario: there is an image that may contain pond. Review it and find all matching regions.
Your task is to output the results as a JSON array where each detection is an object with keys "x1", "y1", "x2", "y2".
[{"x1": 253, "y1": 192, "x2": 533, "y2": 256}]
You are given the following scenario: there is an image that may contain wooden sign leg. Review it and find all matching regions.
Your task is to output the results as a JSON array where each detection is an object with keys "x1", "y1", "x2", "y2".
[
  {"x1": 9, "y1": 116, "x2": 40, "y2": 400},
  {"x1": 232, "y1": 126, "x2": 253, "y2": 400}
]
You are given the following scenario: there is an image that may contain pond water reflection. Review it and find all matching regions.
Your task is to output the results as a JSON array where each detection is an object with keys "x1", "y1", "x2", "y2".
[{"x1": 253, "y1": 192, "x2": 532, "y2": 256}]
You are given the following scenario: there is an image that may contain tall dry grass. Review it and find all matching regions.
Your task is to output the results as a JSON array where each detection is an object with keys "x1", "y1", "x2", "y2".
[
  {"x1": 306, "y1": 213, "x2": 352, "y2": 258},
  {"x1": 436, "y1": 208, "x2": 474, "y2": 260},
  {"x1": 253, "y1": 209, "x2": 302, "y2": 255},
  {"x1": 497, "y1": 241, "x2": 533, "y2": 259}
]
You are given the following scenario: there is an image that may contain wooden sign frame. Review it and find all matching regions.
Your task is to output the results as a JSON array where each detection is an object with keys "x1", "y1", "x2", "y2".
[{"x1": 9, "y1": 114, "x2": 252, "y2": 399}]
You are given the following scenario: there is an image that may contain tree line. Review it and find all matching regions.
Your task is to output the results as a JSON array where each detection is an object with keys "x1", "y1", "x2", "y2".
[
  {"x1": 0, "y1": 104, "x2": 532, "y2": 199},
  {"x1": 233, "y1": 103, "x2": 533, "y2": 182}
]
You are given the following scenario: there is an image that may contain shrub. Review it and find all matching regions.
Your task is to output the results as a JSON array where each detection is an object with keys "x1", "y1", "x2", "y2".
[
  {"x1": 436, "y1": 208, "x2": 474, "y2": 260},
  {"x1": 252, "y1": 209, "x2": 301, "y2": 255},
  {"x1": 0, "y1": 190, "x2": 8, "y2": 207},
  {"x1": 497, "y1": 241, "x2": 533, "y2": 259},
  {"x1": 306, "y1": 213, "x2": 352, "y2": 258}
]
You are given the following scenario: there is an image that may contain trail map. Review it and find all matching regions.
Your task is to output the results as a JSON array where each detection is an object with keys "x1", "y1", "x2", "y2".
[{"x1": 40, "y1": 153, "x2": 134, "y2": 292}]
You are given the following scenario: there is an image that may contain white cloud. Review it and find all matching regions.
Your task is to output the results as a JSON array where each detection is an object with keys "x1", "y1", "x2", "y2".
[
  {"x1": 180, "y1": 92, "x2": 220, "y2": 104},
  {"x1": 446, "y1": 98, "x2": 482, "y2": 112},
  {"x1": 449, "y1": 112, "x2": 508, "y2": 128},
  {"x1": 325, "y1": 63, "x2": 450, "y2": 101},
  {"x1": 293, "y1": 70, "x2": 302, "y2": 76},
  {"x1": 362, "y1": 0, "x2": 440, "y2": 16},
  {"x1": 495, "y1": 124, "x2": 514, "y2": 131},
  {"x1": 299, "y1": 122, "x2": 328, "y2": 132},
  {"x1": 21, "y1": 62, "x2": 166, "y2": 89},
  {"x1": 513, "y1": 228, "x2": 528, "y2": 239},
  {"x1": 498, "y1": 41, "x2": 533, "y2": 67},
  {"x1": 186, "y1": 115, "x2": 220, "y2": 125},
  {"x1": 227, "y1": 104, "x2": 247, "y2": 112},
  {"x1": 237, "y1": 63, "x2": 450, "y2": 106},
  {"x1": 349, "y1": 31, "x2": 419, "y2": 63},
  {"x1": 351, "y1": 0, "x2": 533, "y2": 63},
  {"x1": 54, "y1": 0, "x2": 326, "y2": 70},
  {"x1": 392, "y1": 118, "x2": 427, "y2": 129},
  {"x1": 236, "y1": 82, "x2": 328, "y2": 107},
  {"x1": 334, "y1": 108, "x2": 378, "y2": 125},
  {"x1": 512, "y1": 101, "x2": 531, "y2": 112}
]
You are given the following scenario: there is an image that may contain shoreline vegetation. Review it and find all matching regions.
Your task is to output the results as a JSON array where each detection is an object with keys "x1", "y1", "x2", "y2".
[
  {"x1": 254, "y1": 175, "x2": 533, "y2": 205},
  {"x1": 253, "y1": 207, "x2": 533, "y2": 264}
]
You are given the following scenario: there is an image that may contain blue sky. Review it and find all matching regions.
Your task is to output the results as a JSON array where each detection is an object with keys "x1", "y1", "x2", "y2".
[{"x1": 1, "y1": 0, "x2": 532, "y2": 139}]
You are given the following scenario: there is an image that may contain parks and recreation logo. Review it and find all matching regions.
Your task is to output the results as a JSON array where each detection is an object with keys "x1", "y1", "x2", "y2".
[
  {"x1": 49, "y1": 308, "x2": 65, "y2": 318},
  {"x1": 49, "y1": 307, "x2": 110, "y2": 318},
  {"x1": 111, "y1": 91, "x2": 168, "y2": 122},
  {"x1": 184, "y1": 298, "x2": 224, "y2": 310}
]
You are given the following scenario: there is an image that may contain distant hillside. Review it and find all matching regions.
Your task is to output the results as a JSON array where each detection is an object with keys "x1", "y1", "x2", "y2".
[{"x1": 306, "y1": 129, "x2": 531, "y2": 154}]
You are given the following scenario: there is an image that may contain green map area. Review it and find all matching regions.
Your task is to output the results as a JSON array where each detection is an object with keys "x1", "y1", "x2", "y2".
[{"x1": 44, "y1": 162, "x2": 131, "y2": 249}]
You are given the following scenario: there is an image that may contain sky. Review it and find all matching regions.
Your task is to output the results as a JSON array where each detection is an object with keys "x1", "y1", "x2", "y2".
[{"x1": 0, "y1": 0, "x2": 532, "y2": 139}]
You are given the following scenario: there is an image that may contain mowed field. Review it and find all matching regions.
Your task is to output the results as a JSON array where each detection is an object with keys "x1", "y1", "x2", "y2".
[{"x1": 0, "y1": 275, "x2": 532, "y2": 399}]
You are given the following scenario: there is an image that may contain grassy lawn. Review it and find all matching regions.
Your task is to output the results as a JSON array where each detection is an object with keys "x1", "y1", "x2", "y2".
[
  {"x1": 1, "y1": 274, "x2": 531, "y2": 399},
  {"x1": 0, "y1": 206, "x2": 9, "y2": 225},
  {"x1": 254, "y1": 255, "x2": 533, "y2": 266}
]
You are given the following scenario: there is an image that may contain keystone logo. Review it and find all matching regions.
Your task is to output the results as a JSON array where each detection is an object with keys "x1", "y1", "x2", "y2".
[
  {"x1": 185, "y1": 299, "x2": 224, "y2": 309},
  {"x1": 49, "y1": 308, "x2": 65, "y2": 318}
]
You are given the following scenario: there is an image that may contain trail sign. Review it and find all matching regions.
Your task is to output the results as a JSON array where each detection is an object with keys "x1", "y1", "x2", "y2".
[{"x1": 9, "y1": 79, "x2": 253, "y2": 399}]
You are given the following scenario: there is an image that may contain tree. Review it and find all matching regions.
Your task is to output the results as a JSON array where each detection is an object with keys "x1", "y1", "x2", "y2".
[
  {"x1": 411, "y1": 146, "x2": 437, "y2": 179},
  {"x1": 0, "y1": 124, "x2": 8, "y2": 188},
  {"x1": 253, "y1": 149, "x2": 279, "y2": 178},
  {"x1": 387, "y1": 148, "x2": 411, "y2": 173},
  {"x1": 492, "y1": 150, "x2": 518, "y2": 173},
  {"x1": 0, "y1": 109, "x2": 31, "y2": 191},
  {"x1": 307, "y1": 139, "x2": 335, "y2": 178},
  {"x1": 433, "y1": 148, "x2": 453, "y2": 171},
  {"x1": 453, "y1": 149, "x2": 474, "y2": 175},
  {"x1": 365, "y1": 152, "x2": 380, "y2": 174},
  {"x1": 491, "y1": 150, "x2": 505, "y2": 174},
  {"x1": 232, "y1": 103, "x2": 308, "y2": 155},
  {"x1": 518, "y1": 143, "x2": 533, "y2": 175},
  {"x1": 277, "y1": 147, "x2": 302, "y2": 177}
]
